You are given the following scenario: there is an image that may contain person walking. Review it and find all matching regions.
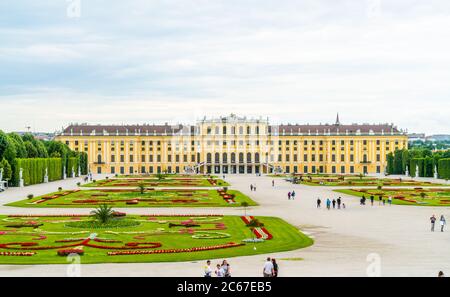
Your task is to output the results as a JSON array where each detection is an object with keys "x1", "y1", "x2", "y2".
[
  {"x1": 253, "y1": 185, "x2": 256, "y2": 192},
  {"x1": 317, "y1": 198, "x2": 321, "y2": 208},
  {"x1": 378, "y1": 195, "x2": 383, "y2": 205},
  {"x1": 250, "y1": 184, "x2": 253, "y2": 191},
  {"x1": 337, "y1": 197, "x2": 341, "y2": 209},
  {"x1": 272, "y1": 180, "x2": 275, "y2": 187},
  {"x1": 388, "y1": 196, "x2": 392, "y2": 206},
  {"x1": 272, "y1": 258, "x2": 279, "y2": 277},
  {"x1": 291, "y1": 191, "x2": 296, "y2": 200},
  {"x1": 263, "y1": 257, "x2": 274, "y2": 277},
  {"x1": 332, "y1": 199, "x2": 336, "y2": 209},
  {"x1": 288, "y1": 192, "x2": 291, "y2": 200},
  {"x1": 326, "y1": 198, "x2": 331, "y2": 210},
  {"x1": 440, "y1": 215, "x2": 446, "y2": 232},
  {"x1": 430, "y1": 215, "x2": 437, "y2": 232},
  {"x1": 204, "y1": 260, "x2": 212, "y2": 277},
  {"x1": 370, "y1": 195, "x2": 374, "y2": 206}
]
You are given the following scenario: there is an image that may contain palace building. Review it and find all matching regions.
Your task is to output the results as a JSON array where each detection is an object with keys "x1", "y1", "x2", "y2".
[{"x1": 55, "y1": 114, "x2": 408, "y2": 175}]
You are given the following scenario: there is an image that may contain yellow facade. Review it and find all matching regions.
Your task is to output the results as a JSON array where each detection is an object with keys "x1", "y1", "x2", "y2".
[{"x1": 55, "y1": 115, "x2": 408, "y2": 175}]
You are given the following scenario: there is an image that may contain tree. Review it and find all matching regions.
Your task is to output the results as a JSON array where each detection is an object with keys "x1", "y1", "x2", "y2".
[
  {"x1": 91, "y1": 204, "x2": 114, "y2": 224},
  {"x1": 156, "y1": 173, "x2": 165, "y2": 180},
  {"x1": 0, "y1": 158, "x2": 12, "y2": 181},
  {"x1": 7, "y1": 133, "x2": 27, "y2": 158},
  {"x1": 241, "y1": 201, "x2": 249, "y2": 216},
  {"x1": 24, "y1": 141, "x2": 38, "y2": 158},
  {"x1": 0, "y1": 131, "x2": 17, "y2": 165},
  {"x1": 138, "y1": 182, "x2": 145, "y2": 194}
]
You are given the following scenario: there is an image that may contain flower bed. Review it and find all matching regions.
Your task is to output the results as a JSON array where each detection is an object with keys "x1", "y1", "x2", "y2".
[
  {"x1": 57, "y1": 248, "x2": 84, "y2": 256},
  {"x1": 0, "y1": 252, "x2": 36, "y2": 256},
  {"x1": 107, "y1": 242, "x2": 244, "y2": 256}
]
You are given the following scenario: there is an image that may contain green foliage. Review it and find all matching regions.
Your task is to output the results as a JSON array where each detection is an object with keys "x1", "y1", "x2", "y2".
[
  {"x1": 24, "y1": 141, "x2": 38, "y2": 158},
  {"x1": 386, "y1": 153, "x2": 394, "y2": 174},
  {"x1": 410, "y1": 158, "x2": 425, "y2": 177},
  {"x1": 438, "y1": 159, "x2": 450, "y2": 179},
  {"x1": 138, "y1": 182, "x2": 145, "y2": 194},
  {"x1": 393, "y1": 149, "x2": 403, "y2": 174},
  {"x1": 0, "y1": 158, "x2": 12, "y2": 181},
  {"x1": 67, "y1": 157, "x2": 79, "y2": 176},
  {"x1": 12, "y1": 158, "x2": 63, "y2": 186},
  {"x1": 7, "y1": 133, "x2": 27, "y2": 158},
  {"x1": 90, "y1": 204, "x2": 115, "y2": 224}
]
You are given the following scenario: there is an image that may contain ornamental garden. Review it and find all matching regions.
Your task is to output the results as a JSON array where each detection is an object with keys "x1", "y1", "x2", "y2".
[
  {"x1": 271, "y1": 173, "x2": 447, "y2": 187},
  {"x1": 8, "y1": 188, "x2": 257, "y2": 208},
  {"x1": 335, "y1": 188, "x2": 450, "y2": 206},
  {"x1": 83, "y1": 176, "x2": 229, "y2": 188},
  {"x1": 0, "y1": 212, "x2": 312, "y2": 264}
]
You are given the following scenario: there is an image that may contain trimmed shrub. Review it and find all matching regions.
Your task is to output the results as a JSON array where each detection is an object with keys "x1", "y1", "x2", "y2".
[
  {"x1": 12, "y1": 158, "x2": 62, "y2": 186},
  {"x1": 438, "y1": 158, "x2": 450, "y2": 179}
]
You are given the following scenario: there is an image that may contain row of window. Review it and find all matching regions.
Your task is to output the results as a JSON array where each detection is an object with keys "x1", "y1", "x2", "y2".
[{"x1": 98, "y1": 164, "x2": 382, "y2": 175}]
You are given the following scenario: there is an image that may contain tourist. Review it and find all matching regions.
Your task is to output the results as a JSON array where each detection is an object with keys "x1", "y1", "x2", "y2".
[
  {"x1": 378, "y1": 195, "x2": 382, "y2": 205},
  {"x1": 253, "y1": 185, "x2": 256, "y2": 192},
  {"x1": 430, "y1": 215, "x2": 437, "y2": 232},
  {"x1": 204, "y1": 260, "x2": 212, "y2": 277},
  {"x1": 215, "y1": 264, "x2": 223, "y2": 277},
  {"x1": 361, "y1": 195, "x2": 366, "y2": 205},
  {"x1": 388, "y1": 196, "x2": 392, "y2": 206},
  {"x1": 342, "y1": 203, "x2": 346, "y2": 209},
  {"x1": 263, "y1": 257, "x2": 274, "y2": 277},
  {"x1": 288, "y1": 192, "x2": 291, "y2": 200},
  {"x1": 383, "y1": 199, "x2": 386, "y2": 206},
  {"x1": 317, "y1": 198, "x2": 321, "y2": 208},
  {"x1": 272, "y1": 258, "x2": 279, "y2": 277},
  {"x1": 250, "y1": 184, "x2": 254, "y2": 191},
  {"x1": 272, "y1": 180, "x2": 275, "y2": 187},
  {"x1": 337, "y1": 197, "x2": 341, "y2": 209},
  {"x1": 222, "y1": 260, "x2": 231, "y2": 277},
  {"x1": 440, "y1": 215, "x2": 446, "y2": 232},
  {"x1": 438, "y1": 271, "x2": 445, "y2": 277},
  {"x1": 332, "y1": 199, "x2": 336, "y2": 209},
  {"x1": 326, "y1": 198, "x2": 331, "y2": 210},
  {"x1": 370, "y1": 195, "x2": 374, "y2": 206},
  {"x1": 291, "y1": 191, "x2": 296, "y2": 200}
]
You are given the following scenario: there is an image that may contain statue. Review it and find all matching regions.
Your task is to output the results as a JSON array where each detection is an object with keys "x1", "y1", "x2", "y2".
[
  {"x1": 63, "y1": 166, "x2": 67, "y2": 180},
  {"x1": 434, "y1": 165, "x2": 438, "y2": 179},
  {"x1": 405, "y1": 165, "x2": 409, "y2": 177},
  {"x1": 0, "y1": 168, "x2": 3, "y2": 191},
  {"x1": 71, "y1": 166, "x2": 75, "y2": 178},
  {"x1": 415, "y1": 164, "x2": 419, "y2": 178},
  {"x1": 44, "y1": 167, "x2": 49, "y2": 183},
  {"x1": 78, "y1": 165, "x2": 81, "y2": 177},
  {"x1": 19, "y1": 168, "x2": 24, "y2": 188}
]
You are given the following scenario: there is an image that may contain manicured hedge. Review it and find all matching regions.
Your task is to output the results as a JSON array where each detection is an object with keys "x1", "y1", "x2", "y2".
[
  {"x1": 67, "y1": 157, "x2": 79, "y2": 177},
  {"x1": 13, "y1": 158, "x2": 62, "y2": 186},
  {"x1": 438, "y1": 158, "x2": 450, "y2": 180},
  {"x1": 410, "y1": 158, "x2": 425, "y2": 177}
]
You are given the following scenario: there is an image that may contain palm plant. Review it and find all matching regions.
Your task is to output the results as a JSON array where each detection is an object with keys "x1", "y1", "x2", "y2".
[
  {"x1": 138, "y1": 182, "x2": 145, "y2": 194},
  {"x1": 91, "y1": 204, "x2": 114, "y2": 224},
  {"x1": 156, "y1": 173, "x2": 165, "y2": 180}
]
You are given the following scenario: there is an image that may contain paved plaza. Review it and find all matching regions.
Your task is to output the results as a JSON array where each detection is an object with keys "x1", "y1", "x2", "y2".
[{"x1": 0, "y1": 174, "x2": 449, "y2": 277}]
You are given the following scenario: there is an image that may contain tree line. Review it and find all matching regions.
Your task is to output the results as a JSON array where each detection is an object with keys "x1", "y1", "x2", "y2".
[
  {"x1": 0, "y1": 130, "x2": 88, "y2": 186},
  {"x1": 386, "y1": 148, "x2": 450, "y2": 179}
]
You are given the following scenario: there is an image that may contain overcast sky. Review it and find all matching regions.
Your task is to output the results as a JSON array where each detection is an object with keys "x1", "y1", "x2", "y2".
[{"x1": 0, "y1": 0, "x2": 449, "y2": 134}]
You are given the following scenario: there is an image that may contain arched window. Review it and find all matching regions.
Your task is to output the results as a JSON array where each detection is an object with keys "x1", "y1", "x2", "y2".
[
  {"x1": 239, "y1": 127, "x2": 243, "y2": 135},
  {"x1": 222, "y1": 153, "x2": 227, "y2": 163},
  {"x1": 231, "y1": 127, "x2": 236, "y2": 135},
  {"x1": 256, "y1": 126, "x2": 260, "y2": 135},
  {"x1": 223, "y1": 126, "x2": 227, "y2": 135},
  {"x1": 215, "y1": 153, "x2": 220, "y2": 163},
  {"x1": 215, "y1": 126, "x2": 220, "y2": 135},
  {"x1": 239, "y1": 153, "x2": 244, "y2": 163},
  {"x1": 247, "y1": 153, "x2": 252, "y2": 163},
  {"x1": 363, "y1": 154, "x2": 368, "y2": 162},
  {"x1": 231, "y1": 153, "x2": 236, "y2": 163},
  {"x1": 247, "y1": 126, "x2": 251, "y2": 135},
  {"x1": 255, "y1": 153, "x2": 260, "y2": 163},
  {"x1": 97, "y1": 154, "x2": 102, "y2": 164},
  {"x1": 207, "y1": 153, "x2": 212, "y2": 163}
]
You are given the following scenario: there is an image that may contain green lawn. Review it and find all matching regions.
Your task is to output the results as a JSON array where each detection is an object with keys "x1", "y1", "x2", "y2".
[
  {"x1": 83, "y1": 177, "x2": 229, "y2": 188},
  {"x1": 335, "y1": 188, "x2": 450, "y2": 206},
  {"x1": 7, "y1": 189, "x2": 258, "y2": 208},
  {"x1": 0, "y1": 214, "x2": 313, "y2": 264}
]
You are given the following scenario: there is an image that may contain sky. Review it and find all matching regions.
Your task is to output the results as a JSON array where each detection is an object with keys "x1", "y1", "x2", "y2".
[{"x1": 0, "y1": 0, "x2": 449, "y2": 135}]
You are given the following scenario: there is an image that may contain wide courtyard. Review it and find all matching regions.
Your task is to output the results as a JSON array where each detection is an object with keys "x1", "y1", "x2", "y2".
[{"x1": 0, "y1": 174, "x2": 449, "y2": 276}]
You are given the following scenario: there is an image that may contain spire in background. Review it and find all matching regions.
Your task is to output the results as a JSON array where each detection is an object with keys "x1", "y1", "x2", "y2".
[{"x1": 335, "y1": 113, "x2": 341, "y2": 126}]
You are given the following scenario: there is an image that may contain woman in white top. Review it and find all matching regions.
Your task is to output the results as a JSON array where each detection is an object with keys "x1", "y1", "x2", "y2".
[{"x1": 440, "y1": 215, "x2": 446, "y2": 232}]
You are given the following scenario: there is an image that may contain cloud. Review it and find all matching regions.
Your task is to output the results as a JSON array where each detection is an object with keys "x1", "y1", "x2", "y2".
[{"x1": 0, "y1": 0, "x2": 450, "y2": 134}]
